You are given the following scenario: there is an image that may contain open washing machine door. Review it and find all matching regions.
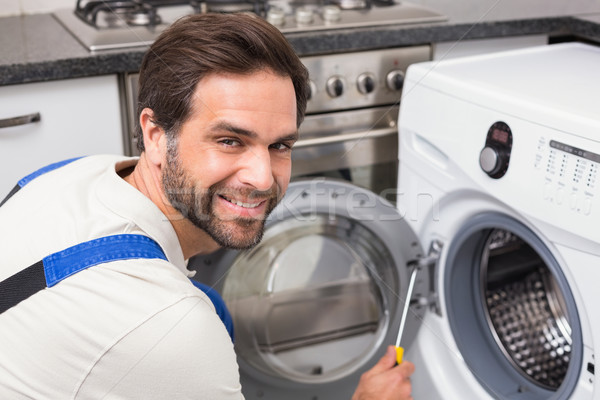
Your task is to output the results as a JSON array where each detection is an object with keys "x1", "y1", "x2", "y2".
[
  {"x1": 403, "y1": 190, "x2": 587, "y2": 400},
  {"x1": 190, "y1": 179, "x2": 434, "y2": 399}
]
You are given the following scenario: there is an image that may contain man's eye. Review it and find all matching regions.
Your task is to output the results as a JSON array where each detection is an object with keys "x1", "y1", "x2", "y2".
[
  {"x1": 220, "y1": 138, "x2": 240, "y2": 146},
  {"x1": 270, "y1": 143, "x2": 291, "y2": 151}
]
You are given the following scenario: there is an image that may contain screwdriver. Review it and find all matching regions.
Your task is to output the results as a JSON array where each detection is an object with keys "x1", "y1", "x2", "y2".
[{"x1": 394, "y1": 265, "x2": 420, "y2": 364}]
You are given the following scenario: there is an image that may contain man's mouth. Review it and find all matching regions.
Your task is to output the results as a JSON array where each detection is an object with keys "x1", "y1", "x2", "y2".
[{"x1": 219, "y1": 194, "x2": 263, "y2": 209}]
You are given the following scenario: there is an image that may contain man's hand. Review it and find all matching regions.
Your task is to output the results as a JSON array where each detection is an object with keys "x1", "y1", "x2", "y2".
[{"x1": 351, "y1": 345, "x2": 415, "y2": 400}]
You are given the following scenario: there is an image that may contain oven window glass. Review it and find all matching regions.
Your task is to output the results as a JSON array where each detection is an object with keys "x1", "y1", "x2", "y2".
[
  {"x1": 221, "y1": 214, "x2": 394, "y2": 383},
  {"x1": 295, "y1": 160, "x2": 398, "y2": 205}
]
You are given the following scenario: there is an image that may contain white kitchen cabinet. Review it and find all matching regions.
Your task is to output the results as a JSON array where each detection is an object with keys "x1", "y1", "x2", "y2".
[{"x1": 0, "y1": 75, "x2": 124, "y2": 198}]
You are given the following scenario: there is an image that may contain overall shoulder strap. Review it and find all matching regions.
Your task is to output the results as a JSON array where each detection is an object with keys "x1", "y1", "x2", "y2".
[
  {"x1": 190, "y1": 280, "x2": 235, "y2": 342},
  {"x1": 0, "y1": 233, "x2": 235, "y2": 342},
  {"x1": 0, "y1": 234, "x2": 166, "y2": 315},
  {"x1": 0, "y1": 157, "x2": 83, "y2": 207}
]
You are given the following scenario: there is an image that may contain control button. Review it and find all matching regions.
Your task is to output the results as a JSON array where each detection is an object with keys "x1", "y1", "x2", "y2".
[
  {"x1": 357, "y1": 73, "x2": 376, "y2": 95},
  {"x1": 480, "y1": 146, "x2": 500, "y2": 175},
  {"x1": 386, "y1": 70, "x2": 405, "y2": 91},
  {"x1": 555, "y1": 187, "x2": 565, "y2": 205},
  {"x1": 323, "y1": 5, "x2": 341, "y2": 22},
  {"x1": 584, "y1": 197, "x2": 592, "y2": 215},
  {"x1": 295, "y1": 7, "x2": 314, "y2": 24},
  {"x1": 326, "y1": 76, "x2": 344, "y2": 98},
  {"x1": 267, "y1": 7, "x2": 286, "y2": 26},
  {"x1": 570, "y1": 193, "x2": 578, "y2": 210},
  {"x1": 543, "y1": 183, "x2": 552, "y2": 200}
]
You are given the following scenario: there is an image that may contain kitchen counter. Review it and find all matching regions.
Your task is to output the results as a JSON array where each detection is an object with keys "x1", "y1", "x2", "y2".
[{"x1": 1, "y1": 11, "x2": 599, "y2": 86}]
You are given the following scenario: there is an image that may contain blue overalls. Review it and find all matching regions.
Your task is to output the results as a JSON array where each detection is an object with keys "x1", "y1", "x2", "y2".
[{"x1": 0, "y1": 157, "x2": 234, "y2": 341}]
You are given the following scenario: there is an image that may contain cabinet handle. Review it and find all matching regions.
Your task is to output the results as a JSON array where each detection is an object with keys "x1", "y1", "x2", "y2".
[{"x1": 0, "y1": 112, "x2": 41, "y2": 129}]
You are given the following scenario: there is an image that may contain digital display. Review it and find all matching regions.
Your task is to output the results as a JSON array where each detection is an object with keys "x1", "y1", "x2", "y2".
[
  {"x1": 491, "y1": 128, "x2": 509, "y2": 144},
  {"x1": 550, "y1": 140, "x2": 600, "y2": 163}
]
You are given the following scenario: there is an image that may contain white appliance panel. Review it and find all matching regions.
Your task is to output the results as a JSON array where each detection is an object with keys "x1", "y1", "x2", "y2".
[{"x1": 398, "y1": 42, "x2": 600, "y2": 400}]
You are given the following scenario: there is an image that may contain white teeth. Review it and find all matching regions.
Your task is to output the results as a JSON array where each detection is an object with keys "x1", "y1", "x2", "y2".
[{"x1": 224, "y1": 196, "x2": 261, "y2": 208}]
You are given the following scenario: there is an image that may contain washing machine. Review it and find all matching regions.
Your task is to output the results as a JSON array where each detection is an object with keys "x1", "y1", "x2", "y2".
[
  {"x1": 190, "y1": 42, "x2": 600, "y2": 400},
  {"x1": 397, "y1": 42, "x2": 600, "y2": 399}
]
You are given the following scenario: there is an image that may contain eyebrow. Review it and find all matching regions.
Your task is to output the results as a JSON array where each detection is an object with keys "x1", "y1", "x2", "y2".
[{"x1": 212, "y1": 121, "x2": 299, "y2": 143}]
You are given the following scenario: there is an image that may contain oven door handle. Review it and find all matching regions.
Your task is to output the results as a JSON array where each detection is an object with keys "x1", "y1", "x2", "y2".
[{"x1": 294, "y1": 126, "x2": 397, "y2": 149}]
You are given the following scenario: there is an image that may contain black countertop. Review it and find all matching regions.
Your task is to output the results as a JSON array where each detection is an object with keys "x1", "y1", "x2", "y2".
[{"x1": 1, "y1": 11, "x2": 599, "y2": 87}]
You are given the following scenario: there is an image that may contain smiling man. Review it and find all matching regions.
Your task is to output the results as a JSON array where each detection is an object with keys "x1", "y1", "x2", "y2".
[
  {"x1": 131, "y1": 69, "x2": 298, "y2": 254},
  {"x1": 0, "y1": 13, "x2": 414, "y2": 399}
]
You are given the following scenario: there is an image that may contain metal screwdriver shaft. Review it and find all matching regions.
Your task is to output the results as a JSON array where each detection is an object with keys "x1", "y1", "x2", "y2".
[{"x1": 394, "y1": 266, "x2": 419, "y2": 364}]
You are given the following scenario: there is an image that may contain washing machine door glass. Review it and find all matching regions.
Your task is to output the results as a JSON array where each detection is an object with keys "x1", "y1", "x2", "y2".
[
  {"x1": 481, "y1": 229, "x2": 572, "y2": 389},
  {"x1": 220, "y1": 179, "x2": 426, "y2": 385},
  {"x1": 444, "y1": 212, "x2": 583, "y2": 399}
]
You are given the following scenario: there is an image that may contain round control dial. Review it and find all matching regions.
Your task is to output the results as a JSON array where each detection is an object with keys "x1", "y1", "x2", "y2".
[
  {"x1": 479, "y1": 147, "x2": 501, "y2": 175},
  {"x1": 357, "y1": 73, "x2": 376, "y2": 95},
  {"x1": 386, "y1": 70, "x2": 405, "y2": 91},
  {"x1": 326, "y1": 76, "x2": 345, "y2": 98}
]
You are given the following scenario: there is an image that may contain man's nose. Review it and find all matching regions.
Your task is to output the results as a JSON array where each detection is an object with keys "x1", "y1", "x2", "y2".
[{"x1": 238, "y1": 149, "x2": 275, "y2": 191}]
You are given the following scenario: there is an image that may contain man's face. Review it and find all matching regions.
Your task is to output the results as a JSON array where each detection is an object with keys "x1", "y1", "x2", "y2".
[{"x1": 161, "y1": 70, "x2": 298, "y2": 249}]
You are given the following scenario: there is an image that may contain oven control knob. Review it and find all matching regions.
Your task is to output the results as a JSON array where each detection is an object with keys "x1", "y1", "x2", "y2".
[
  {"x1": 386, "y1": 70, "x2": 405, "y2": 91},
  {"x1": 323, "y1": 5, "x2": 341, "y2": 22},
  {"x1": 295, "y1": 7, "x2": 314, "y2": 25},
  {"x1": 326, "y1": 76, "x2": 344, "y2": 98},
  {"x1": 357, "y1": 73, "x2": 376, "y2": 94},
  {"x1": 267, "y1": 7, "x2": 286, "y2": 27}
]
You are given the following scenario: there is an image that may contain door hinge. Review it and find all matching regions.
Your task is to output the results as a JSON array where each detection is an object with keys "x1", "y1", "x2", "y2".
[{"x1": 409, "y1": 239, "x2": 443, "y2": 316}]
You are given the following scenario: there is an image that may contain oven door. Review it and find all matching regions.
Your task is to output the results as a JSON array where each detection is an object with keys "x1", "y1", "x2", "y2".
[
  {"x1": 291, "y1": 105, "x2": 399, "y2": 204},
  {"x1": 190, "y1": 179, "x2": 430, "y2": 400}
]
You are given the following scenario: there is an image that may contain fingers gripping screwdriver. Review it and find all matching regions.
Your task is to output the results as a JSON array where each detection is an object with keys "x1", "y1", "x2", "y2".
[{"x1": 395, "y1": 265, "x2": 420, "y2": 364}]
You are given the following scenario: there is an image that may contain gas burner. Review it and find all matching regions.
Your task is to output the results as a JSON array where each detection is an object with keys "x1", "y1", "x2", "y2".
[
  {"x1": 330, "y1": 0, "x2": 367, "y2": 11},
  {"x1": 125, "y1": 7, "x2": 161, "y2": 26},
  {"x1": 75, "y1": 0, "x2": 164, "y2": 28},
  {"x1": 203, "y1": 0, "x2": 267, "y2": 15}
]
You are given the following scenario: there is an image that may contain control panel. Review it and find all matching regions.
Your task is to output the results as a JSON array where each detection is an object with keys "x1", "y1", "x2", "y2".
[
  {"x1": 535, "y1": 136, "x2": 598, "y2": 216},
  {"x1": 301, "y1": 46, "x2": 431, "y2": 114},
  {"x1": 479, "y1": 121, "x2": 513, "y2": 179}
]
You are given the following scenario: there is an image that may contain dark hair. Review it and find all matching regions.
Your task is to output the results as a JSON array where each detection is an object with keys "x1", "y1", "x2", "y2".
[{"x1": 135, "y1": 12, "x2": 309, "y2": 152}]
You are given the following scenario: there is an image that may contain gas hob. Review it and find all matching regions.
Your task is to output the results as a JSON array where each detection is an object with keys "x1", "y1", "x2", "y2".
[{"x1": 53, "y1": 0, "x2": 446, "y2": 52}]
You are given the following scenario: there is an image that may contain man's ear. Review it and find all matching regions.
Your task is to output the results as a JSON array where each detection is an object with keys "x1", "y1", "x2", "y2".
[{"x1": 140, "y1": 108, "x2": 166, "y2": 167}]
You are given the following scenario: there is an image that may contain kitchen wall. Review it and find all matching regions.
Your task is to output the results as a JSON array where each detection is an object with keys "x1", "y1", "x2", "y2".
[
  {"x1": 1, "y1": 0, "x2": 600, "y2": 20},
  {"x1": 0, "y1": 0, "x2": 72, "y2": 17}
]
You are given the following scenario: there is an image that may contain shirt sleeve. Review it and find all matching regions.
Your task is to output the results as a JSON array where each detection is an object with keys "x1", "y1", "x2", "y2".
[{"x1": 74, "y1": 295, "x2": 244, "y2": 399}]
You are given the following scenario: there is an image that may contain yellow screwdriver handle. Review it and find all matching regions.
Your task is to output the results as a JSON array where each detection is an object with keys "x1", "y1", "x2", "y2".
[{"x1": 395, "y1": 346, "x2": 404, "y2": 364}]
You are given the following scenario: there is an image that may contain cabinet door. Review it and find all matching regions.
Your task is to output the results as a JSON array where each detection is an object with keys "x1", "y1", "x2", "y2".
[{"x1": 0, "y1": 75, "x2": 124, "y2": 197}]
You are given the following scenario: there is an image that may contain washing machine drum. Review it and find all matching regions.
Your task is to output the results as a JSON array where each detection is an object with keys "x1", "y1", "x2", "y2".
[
  {"x1": 443, "y1": 212, "x2": 583, "y2": 399},
  {"x1": 205, "y1": 179, "x2": 427, "y2": 399}
]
